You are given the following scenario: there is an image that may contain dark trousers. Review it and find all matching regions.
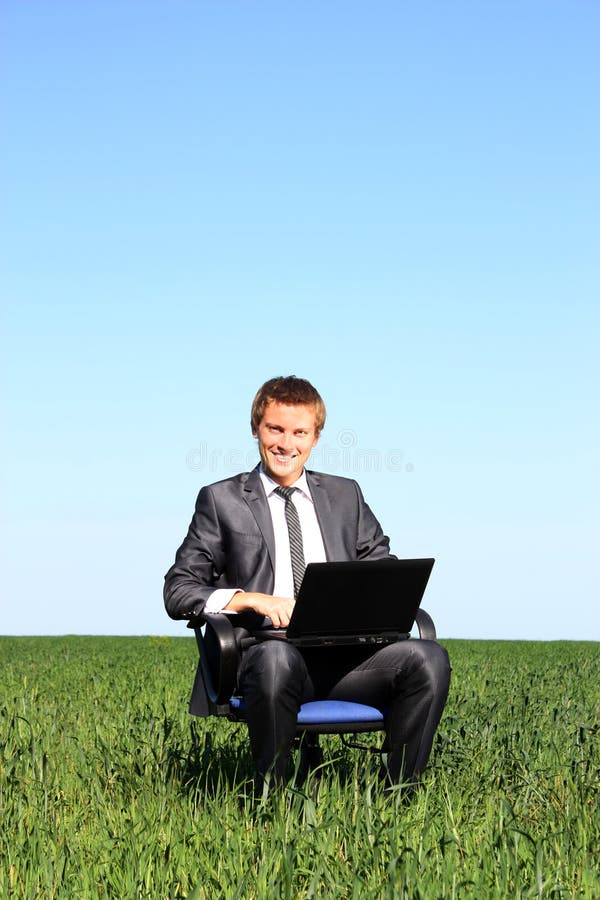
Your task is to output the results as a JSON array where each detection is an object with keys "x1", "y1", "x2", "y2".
[{"x1": 238, "y1": 639, "x2": 451, "y2": 783}]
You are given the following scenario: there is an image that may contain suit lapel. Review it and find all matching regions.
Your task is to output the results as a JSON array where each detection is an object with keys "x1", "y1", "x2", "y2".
[
  {"x1": 242, "y1": 467, "x2": 276, "y2": 571},
  {"x1": 306, "y1": 470, "x2": 343, "y2": 561}
]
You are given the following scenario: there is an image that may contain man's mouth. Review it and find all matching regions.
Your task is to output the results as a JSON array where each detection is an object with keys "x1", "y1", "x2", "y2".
[{"x1": 272, "y1": 454, "x2": 297, "y2": 465}]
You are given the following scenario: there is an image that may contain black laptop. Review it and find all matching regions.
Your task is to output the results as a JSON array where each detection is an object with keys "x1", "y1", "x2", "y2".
[{"x1": 259, "y1": 557, "x2": 435, "y2": 647}]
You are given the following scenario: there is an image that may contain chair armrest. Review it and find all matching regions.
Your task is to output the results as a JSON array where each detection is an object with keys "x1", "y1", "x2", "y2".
[
  {"x1": 414, "y1": 608, "x2": 437, "y2": 640},
  {"x1": 192, "y1": 613, "x2": 241, "y2": 704}
]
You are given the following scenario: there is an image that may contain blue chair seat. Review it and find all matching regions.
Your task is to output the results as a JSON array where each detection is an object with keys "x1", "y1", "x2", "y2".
[
  {"x1": 230, "y1": 697, "x2": 385, "y2": 730},
  {"x1": 297, "y1": 700, "x2": 384, "y2": 725}
]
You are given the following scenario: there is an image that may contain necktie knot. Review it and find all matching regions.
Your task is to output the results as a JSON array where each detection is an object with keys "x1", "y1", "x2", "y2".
[{"x1": 274, "y1": 485, "x2": 296, "y2": 501}]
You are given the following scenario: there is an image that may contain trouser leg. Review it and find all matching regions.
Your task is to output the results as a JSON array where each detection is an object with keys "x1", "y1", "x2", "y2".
[
  {"x1": 238, "y1": 640, "x2": 311, "y2": 783},
  {"x1": 325, "y1": 640, "x2": 451, "y2": 782}
]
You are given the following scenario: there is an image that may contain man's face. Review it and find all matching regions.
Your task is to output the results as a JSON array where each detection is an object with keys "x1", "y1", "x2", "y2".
[{"x1": 254, "y1": 401, "x2": 319, "y2": 486}]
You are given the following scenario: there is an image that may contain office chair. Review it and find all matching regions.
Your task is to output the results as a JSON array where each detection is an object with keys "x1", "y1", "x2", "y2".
[{"x1": 188, "y1": 609, "x2": 437, "y2": 773}]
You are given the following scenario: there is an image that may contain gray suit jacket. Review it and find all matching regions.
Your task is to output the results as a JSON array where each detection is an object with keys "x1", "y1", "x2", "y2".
[{"x1": 163, "y1": 466, "x2": 393, "y2": 714}]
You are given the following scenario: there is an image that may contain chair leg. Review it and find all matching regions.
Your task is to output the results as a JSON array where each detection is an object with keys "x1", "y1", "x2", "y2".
[{"x1": 297, "y1": 732, "x2": 323, "y2": 779}]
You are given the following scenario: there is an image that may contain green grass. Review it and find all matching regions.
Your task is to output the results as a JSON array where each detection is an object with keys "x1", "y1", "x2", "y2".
[{"x1": 1, "y1": 637, "x2": 598, "y2": 898}]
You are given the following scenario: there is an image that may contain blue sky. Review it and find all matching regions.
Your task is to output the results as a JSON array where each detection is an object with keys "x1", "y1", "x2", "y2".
[{"x1": 3, "y1": 1, "x2": 598, "y2": 640}]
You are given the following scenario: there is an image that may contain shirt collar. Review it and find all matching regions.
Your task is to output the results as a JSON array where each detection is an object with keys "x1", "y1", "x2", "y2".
[{"x1": 259, "y1": 465, "x2": 312, "y2": 499}]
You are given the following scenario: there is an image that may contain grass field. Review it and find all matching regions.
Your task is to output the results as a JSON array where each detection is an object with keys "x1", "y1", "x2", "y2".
[{"x1": 1, "y1": 637, "x2": 598, "y2": 898}]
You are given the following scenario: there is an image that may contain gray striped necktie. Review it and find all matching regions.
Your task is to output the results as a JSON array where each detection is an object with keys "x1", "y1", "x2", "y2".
[{"x1": 274, "y1": 485, "x2": 306, "y2": 599}]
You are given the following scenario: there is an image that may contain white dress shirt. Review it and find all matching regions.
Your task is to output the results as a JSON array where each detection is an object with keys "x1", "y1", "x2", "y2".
[{"x1": 204, "y1": 467, "x2": 327, "y2": 613}]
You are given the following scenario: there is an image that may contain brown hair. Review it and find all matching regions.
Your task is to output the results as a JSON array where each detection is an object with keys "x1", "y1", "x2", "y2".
[{"x1": 251, "y1": 376, "x2": 326, "y2": 436}]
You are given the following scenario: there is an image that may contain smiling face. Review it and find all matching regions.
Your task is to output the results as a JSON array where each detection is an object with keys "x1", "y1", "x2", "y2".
[{"x1": 254, "y1": 401, "x2": 319, "y2": 486}]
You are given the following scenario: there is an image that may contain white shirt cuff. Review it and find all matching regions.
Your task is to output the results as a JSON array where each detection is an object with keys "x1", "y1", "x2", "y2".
[{"x1": 204, "y1": 587, "x2": 242, "y2": 614}]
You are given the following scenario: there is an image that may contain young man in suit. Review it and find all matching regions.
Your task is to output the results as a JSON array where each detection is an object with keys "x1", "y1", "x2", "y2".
[{"x1": 164, "y1": 376, "x2": 450, "y2": 785}]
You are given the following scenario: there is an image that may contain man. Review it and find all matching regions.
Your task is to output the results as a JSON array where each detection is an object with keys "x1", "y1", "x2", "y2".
[{"x1": 164, "y1": 376, "x2": 450, "y2": 785}]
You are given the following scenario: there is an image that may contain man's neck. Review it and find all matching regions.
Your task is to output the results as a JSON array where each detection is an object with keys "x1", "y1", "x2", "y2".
[{"x1": 259, "y1": 465, "x2": 306, "y2": 489}]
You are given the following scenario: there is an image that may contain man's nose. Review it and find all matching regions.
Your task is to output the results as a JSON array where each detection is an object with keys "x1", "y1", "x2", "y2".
[{"x1": 278, "y1": 432, "x2": 294, "y2": 450}]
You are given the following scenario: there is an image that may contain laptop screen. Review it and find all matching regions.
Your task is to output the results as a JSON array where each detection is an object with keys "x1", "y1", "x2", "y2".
[{"x1": 285, "y1": 558, "x2": 435, "y2": 642}]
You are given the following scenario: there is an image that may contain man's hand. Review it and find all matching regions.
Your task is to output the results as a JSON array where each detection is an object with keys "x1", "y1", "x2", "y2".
[{"x1": 225, "y1": 592, "x2": 295, "y2": 628}]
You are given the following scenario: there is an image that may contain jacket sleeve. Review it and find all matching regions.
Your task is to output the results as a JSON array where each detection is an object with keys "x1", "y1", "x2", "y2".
[{"x1": 163, "y1": 485, "x2": 227, "y2": 621}]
